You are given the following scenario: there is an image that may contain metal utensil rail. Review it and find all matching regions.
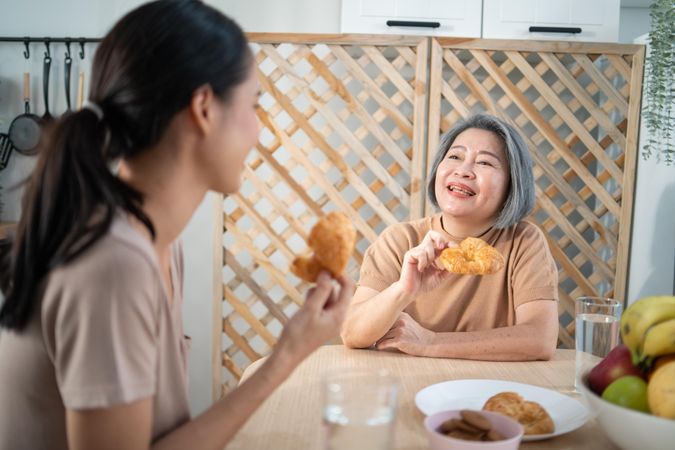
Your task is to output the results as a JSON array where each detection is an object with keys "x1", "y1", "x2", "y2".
[{"x1": 0, "y1": 37, "x2": 101, "y2": 59}]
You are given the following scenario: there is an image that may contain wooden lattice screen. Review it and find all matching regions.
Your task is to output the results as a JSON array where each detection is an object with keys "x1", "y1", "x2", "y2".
[
  {"x1": 215, "y1": 35, "x2": 429, "y2": 395},
  {"x1": 214, "y1": 35, "x2": 644, "y2": 397},
  {"x1": 426, "y1": 38, "x2": 644, "y2": 348}
]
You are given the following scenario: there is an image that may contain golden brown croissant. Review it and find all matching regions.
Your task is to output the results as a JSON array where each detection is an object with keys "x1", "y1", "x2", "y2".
[
  {"x1": 290, "y1": 212, "x2": 356, "y2": 282},
  {"x1": 482, "y1": 391, "x2": 554, "y2": 435},
  {"x1": 438, "y1": 237, "x2": 504, "y2": 275}
]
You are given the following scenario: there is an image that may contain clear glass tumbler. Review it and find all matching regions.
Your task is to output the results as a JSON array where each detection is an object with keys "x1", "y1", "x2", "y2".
[
  {"x1": 574, "y1": 296, "x2": 622, "y2": 391},
  {"x1": 322, "y1": 369, "x2": 399, "y2": 450}
]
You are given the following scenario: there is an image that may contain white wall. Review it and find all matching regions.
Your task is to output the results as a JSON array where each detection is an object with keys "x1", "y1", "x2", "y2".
[
  {"x1": 0, "y1": 0, "x2": 150, "y2": 220},
  {"x1": 218, "y1": 0, "x2": 341, "y2": 33},
  {"x1": 627, "y1": 34, "x2": 675, "y2": 304},
  {"x1": 619, "y1": 7, "x2": 652, "y2": 43},
  {"x1": 617, "y1": 6, "x2": 675, "y2": 305}
]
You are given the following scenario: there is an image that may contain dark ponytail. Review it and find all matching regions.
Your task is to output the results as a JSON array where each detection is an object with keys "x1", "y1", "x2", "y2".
[{"x1": 0, "y1": 0, "x2": 252, "y2": 330}]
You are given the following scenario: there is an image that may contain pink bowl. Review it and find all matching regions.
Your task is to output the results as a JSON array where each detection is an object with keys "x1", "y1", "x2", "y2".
[{"x1": 424, "y1": 410, "x2": 524, "y2": 450}]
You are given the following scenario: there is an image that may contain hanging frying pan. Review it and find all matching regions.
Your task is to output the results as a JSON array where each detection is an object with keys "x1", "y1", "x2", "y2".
[
  {"x1": 8, "y1": 73, "x2": 43, "y2": 156},
  {"x1": 42, "y1": 49, "x2": 53, "y2": 121}
]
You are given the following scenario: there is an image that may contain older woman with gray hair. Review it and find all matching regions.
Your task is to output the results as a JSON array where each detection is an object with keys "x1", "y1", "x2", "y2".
[{"x1": 340, "y1": 113, "x2": 559, "y2": 360}]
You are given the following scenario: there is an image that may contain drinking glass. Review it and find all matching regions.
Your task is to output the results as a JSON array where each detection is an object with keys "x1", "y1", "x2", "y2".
[
  {"x1": 322, "y1": 369, "x2": 398, "y2": 450},
  {"x1": 575, "y1": 296, "x2": 622, "y2": 391}
]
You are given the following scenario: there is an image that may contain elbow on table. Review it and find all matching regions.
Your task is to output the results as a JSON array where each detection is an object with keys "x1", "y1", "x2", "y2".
[
  {"x1": 531, "y1": 338, "x2": 556, "y2": 361},
  {"x1": 536, "y1": 345, "x2": 555, "y2": 361},
  {"x1": 340, "y1": 328, "x2": 374, "y2": 349}
]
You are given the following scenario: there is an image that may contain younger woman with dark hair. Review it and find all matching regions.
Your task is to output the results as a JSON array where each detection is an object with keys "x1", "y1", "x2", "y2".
[{"x1": 0, "y1": 1, "x2": 353, "y2": 449}]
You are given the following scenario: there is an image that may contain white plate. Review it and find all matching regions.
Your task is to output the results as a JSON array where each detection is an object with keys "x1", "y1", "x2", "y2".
[{"x1": 415, "y1": 379, "x2": 589, "y2": 441}]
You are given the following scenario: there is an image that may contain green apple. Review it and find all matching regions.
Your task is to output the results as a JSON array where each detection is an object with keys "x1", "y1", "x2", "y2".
[{"x1": 601, "y1": 376, "x2": 650, "y2": 413}]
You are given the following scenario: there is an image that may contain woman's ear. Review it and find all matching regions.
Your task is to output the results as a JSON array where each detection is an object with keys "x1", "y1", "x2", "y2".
[{"x1": 189, "y1": 85, "x2": 215, "y2": 135}]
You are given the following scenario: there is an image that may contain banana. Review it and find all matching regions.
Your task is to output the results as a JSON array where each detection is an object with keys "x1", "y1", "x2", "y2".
[
  {"x1": 639, "y1": 317, "x2": 675, "y2": 366},
  {"x1": 620, "y1": 296, "x2": 675, "y2": 363}
]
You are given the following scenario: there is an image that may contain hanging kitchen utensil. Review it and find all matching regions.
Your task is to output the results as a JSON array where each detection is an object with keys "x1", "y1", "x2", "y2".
[
  {"x1": 0, "y1": 133, "x2": 14, "y2": 171},
  {"x1": 64, "y1": 41, "x2": 73, "y2": 112},
  {"x1": 8, "y1": 72, "x2": 43, "y2": 156},
  {"x1": 42, "y1": 42, "x2": 53, "y2": 121},
  {"x1": 76, "y1": 71, "x2": 85, "y2": 110}
]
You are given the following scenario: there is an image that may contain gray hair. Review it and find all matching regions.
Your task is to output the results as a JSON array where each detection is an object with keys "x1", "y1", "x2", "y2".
[{"x1": 427, "y1": 114, "x2": 535, "y2": 229}]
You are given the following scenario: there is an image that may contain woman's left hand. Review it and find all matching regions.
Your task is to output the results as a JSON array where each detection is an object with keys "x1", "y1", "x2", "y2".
[{"x1": 375, "y1": 312, "x2": 435, "y2": 356}]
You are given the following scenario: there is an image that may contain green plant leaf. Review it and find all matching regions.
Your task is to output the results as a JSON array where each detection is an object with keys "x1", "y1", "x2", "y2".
[{"x1": 642, "y1": 0, "x2": 675, "y2": 165}]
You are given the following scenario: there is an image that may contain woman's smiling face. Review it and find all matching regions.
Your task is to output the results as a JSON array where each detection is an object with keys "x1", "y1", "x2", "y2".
[{"x1": 434, "y1": 128, "x2": 510, "y2": 228}]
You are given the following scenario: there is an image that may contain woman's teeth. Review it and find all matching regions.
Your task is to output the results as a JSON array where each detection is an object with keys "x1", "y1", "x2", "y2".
[{"x1": 448, "y1": 186, "x2": 475, "y2": 196}]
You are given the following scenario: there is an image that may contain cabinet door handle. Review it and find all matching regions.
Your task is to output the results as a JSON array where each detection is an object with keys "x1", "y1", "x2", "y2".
[
  {"x1": 386, "y1": 20, "x2": 440, "y2": 29},
  {"x1": 529, "y1": 26, "x2": 582, "y2": 34}
]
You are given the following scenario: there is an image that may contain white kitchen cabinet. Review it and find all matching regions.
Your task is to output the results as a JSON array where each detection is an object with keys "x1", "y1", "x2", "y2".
[
  {"x1": 341, "y1": 0, "x2": 482, "y2": 37},
  {"x1": 482, "y1": 0, "x2": 620, "y2": 42}
]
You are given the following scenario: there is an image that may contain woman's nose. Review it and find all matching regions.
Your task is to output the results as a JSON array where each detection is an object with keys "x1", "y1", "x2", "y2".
[{"x1": 452, "y1": 161, "x2": 475, "y2": 179}]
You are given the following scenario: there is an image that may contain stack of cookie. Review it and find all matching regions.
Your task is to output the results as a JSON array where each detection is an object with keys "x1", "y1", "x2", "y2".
[{"x1": 437, "y1": 410, "x2": 506, "y2": 442}]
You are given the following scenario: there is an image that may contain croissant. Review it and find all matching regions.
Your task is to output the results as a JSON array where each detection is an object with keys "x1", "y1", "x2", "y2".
[
  {"x1": 483, "y1": 391, "x2": 554, "y2": 435},
  {"x1": 439, "y1": 237, "x2": 504, "y2": 275},
  {"x1": 291, "y1": 212, "x2": 356, "y2": 282}
]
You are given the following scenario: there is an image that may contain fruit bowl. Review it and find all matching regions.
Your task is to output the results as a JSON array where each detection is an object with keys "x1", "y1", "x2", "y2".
[{"x1": 578, "y1": 372, "x2": 675, "y2": 450}]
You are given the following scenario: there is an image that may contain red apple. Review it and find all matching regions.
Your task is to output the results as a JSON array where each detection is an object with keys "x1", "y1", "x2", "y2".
[{"x1": 587, "y1": 345, "x2": 645, "y2": 395}]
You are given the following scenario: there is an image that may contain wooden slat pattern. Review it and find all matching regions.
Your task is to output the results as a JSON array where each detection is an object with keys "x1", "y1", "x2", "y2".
[
  {"x1": 215, "y1": 35, "x2": 644, "y2": 394},
  {"x1": 615, "y1": 46, "x2": 645, "y2": 302},
  {"x1": 217, "y1": 35, "x2": 429, "y2": 392},
  {"x1": 426, "y1": 41, "x2": 643, "y2": 347}
]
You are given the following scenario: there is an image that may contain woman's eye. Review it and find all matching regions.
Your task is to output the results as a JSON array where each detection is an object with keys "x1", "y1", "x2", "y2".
[
  {"x1": 477, "y1": 161, "x2": 492, "y2": 166},
  {"x1": 447, "y1": 155, "x2": 459, "y2": 160}
]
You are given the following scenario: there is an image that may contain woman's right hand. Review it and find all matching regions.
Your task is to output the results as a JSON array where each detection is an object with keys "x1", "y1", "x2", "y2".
[
  {"x1": 398, "y1": 230, "x2": 451, "y2": 295},
  {"x1": 276, "y1": 271, "x2": 354, "y2": 365}
]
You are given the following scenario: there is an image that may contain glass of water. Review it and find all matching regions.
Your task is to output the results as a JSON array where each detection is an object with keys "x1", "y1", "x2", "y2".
[
  {"x1": 575, "y1": 296, "x2": 622, "y2": 391},
  {"x1": 322, "y1": 369, "x2": 398, "y2": 450}
]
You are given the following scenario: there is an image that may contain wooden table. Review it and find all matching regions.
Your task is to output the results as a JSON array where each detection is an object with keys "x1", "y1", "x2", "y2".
[{"x1": 227, "y1": 346, "x2": 616, "y2": 449}]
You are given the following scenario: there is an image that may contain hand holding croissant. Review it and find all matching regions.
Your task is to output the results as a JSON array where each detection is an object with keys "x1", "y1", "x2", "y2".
[{"x1": 291, "y1": 212, "x2": 356, "y2": 282}]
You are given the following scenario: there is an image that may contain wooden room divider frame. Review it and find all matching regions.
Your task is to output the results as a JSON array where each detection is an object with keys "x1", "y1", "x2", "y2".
[{"x1": 212, "y1": 34, "x2": 644, "y2": 398}]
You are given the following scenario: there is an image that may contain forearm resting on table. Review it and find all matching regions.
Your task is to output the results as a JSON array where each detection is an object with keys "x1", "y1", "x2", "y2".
[
  {"x1": 68, "y1": 349, "x2": 296, "y2": 450},
  {"x1": 424, "y1": 322, "x2": 557, "y2": 361},
  {"x1": 341, "y1": 282, "x2": 410, "y2": 348},
  {"x1": 153, "y1": 348, "x2": 297, "y2": 450}
]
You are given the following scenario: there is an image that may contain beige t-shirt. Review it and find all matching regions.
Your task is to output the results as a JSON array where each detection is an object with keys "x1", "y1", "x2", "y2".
[
  {"x1": 359, "y1": 214, "x2": 558, "y2": 332},
  {"x1": 0, "y1": 214, "x2": 190, "y2": 450}
]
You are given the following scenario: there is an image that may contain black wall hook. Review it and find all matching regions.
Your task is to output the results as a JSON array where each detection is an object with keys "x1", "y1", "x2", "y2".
[
  {"x1": 79, "y1": 39, "x2": 85, "y2": 59},
  {"x1": 65, "y1": 39, "x2": 72, "y2": 61},
  {"x1": 23, "y1": 38, "x2": 30, "y2": 59},
  {"x1": 44, "y1": 39, "x2": 51, "y2": 58}
]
